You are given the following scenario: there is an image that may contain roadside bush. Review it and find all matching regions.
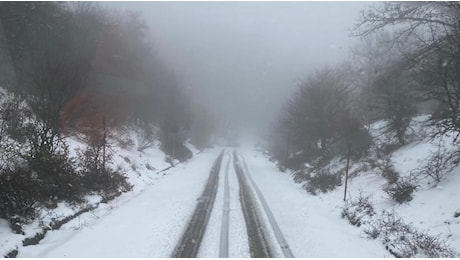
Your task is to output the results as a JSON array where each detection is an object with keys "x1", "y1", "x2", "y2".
[
  {"x1": 305, "y1": 168, "x2": 341, "y2": 195},
  {"x1": 384, "y1": 177, "x2": 417, "y2": 203},
  {"x1": 455, "y1": 210, "x2": 460, "y2": 218},
  {"x1": 27, "y1": 146, "x2": 84, "y2": 205},
  {"x1": 379, "y1": 159, "x2": 399, "y2": 185},
  {"x1": 77, "y1": 141, "x2": 132, "y2": 199},
  {"x1": 0, "y1": 167, "x2": 38, "y2": 231},
  {"x1": 80, "y1": 166, "x2": 131, "y2": 201},
  {"x1": 160, "y1": 135, "x2": 192, "y2": 163},
  {"x1": 0, "y1": 94, "x2": 31, "y2": 145},
  {"x1": 367, "y1": 211, "x2": 457, "y2": 258},
  {"x1": 291, "y1": 168, "x2": 310, "y2": 183},
  {"x1": 414, "y1": 231, "x2": 456, "y2": 258},
  {"x1": 414, "y1": 144, "x2": 459, "y2": 183},
  {"x1": 0, "y1": 144, "x2": 87, "y2": 231},
  {"x1": 378, "y1": 142, "x2": 403, "y2": 156},
  {"x1": 341, "y1": 193, "x2": 375, "y2": 226},
  {"x1": 159, "y1": 122, "x2": 192, "y2": 162},
  {"x1": 133, "y1": 122, "x2": 157, "y2": 152}
]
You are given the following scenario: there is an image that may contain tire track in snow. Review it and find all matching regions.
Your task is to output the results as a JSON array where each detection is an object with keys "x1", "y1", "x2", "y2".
[
  {"x1": 239, "y1": 153, "x2": 295, "y2": 258},
  {"x1": 197, "y1": 150, "x2": 249, "y2": 258},
  {"x1": 233, "y1": 150, "x2": 272, "y2": 258},
  {"x1": 172, "y1": 150, "x2": 224, "y2": 258}
]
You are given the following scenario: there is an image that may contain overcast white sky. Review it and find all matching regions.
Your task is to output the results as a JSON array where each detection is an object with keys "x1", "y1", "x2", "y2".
[{"x1": 103, "y1": 1, "x2": 372, "y2": 132}]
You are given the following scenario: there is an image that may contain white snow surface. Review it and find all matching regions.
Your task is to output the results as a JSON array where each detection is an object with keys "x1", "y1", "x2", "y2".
[
  {"x1": 3, "y1": 115, "x2": 460, "y2": 257},
  {"x1": 237, "y1": 148, "x2": 389, "y2": 257},
  {"x1": 197, "y1": 151, "x2": 250, "y2": 258},
  {"x1": 18, "y1": 147, "x2": 221, "y2": 257},
  {"x1": 7, "y1": 144, "x2": 390, "y2": 258}
]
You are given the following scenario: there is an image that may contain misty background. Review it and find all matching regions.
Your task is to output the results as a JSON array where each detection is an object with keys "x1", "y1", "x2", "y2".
[{"x1": 104, "y1": 1, "x2": 371, "y2": 133}]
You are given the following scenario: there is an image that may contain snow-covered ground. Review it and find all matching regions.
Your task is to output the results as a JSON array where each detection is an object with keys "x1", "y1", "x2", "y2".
[
  {"x1": 238, "y1": 147, "x2": 390, "y2": 257},
  {"x1": 3, "y1": 116, "x2": 460, "y2": 257},
  {"x1": 5, "y1": 143, "x2": 391, "y2": 258},
  {"x1": 233, "y1": 116, "x2": 459, "y2": 257},
  {"x1": 342, "y1": 117, "x2": 460, "y2": 255},
  {"x1": 0, "y1": 126, "x2": 207, "y2": 257},
  {"x1": 17, "y1": 147, "x2": 221, "y2": 257},
  {"x1": 198, "y1": 151, "x2": 250, "y2": 258}
]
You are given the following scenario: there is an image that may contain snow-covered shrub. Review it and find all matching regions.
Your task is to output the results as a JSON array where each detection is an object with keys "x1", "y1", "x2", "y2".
[
  {"x1": 159, "y1": 122, "x2": 192, "y2": 162},
  {"x1": 305, "y1": 168, "x2": 341, "y2": 195},
  {"x1": 133, "y1": 123, "x2": 157, "y2": 152},
  {"x1": 378, "y1": 157, "x2": 399, "y2": 185},
  {"x1": 363, "y1": 218, "x2": 382, "y2": 239},
  {"x1": 382, "y1": 167, "x2": 399, "y2": 185},
  {"x1": 341, "y1": 193, "x2": 375, "y2": 227},
  {"x1": 384, "y1": 177, "x2": 417, "y2": 203},
  {"x1": 145, "y1": 162, "x2": 155, "y2": 171},
  {"x1": 4, "y1": 249, "x2": 18, "y2": 258},
  {"x1": 0, "y1": 93, "x2": 31, "y2": 144},
  {"x1": 413, "y1": 231, "x2": 457, "y2": 258},
  {"x1": 0, "y1": 143, "x2": 85, "y2": 229},
  {"x1": 0, "y1": 167, "x2": 38, "y2": 231},
  {"x1": 414, "y1": 144, "x2": 459, "y2": 183},
  {"x1": 454, "y1": 210, "x2": 460, "y2": 218},
  {"x1": 77, "y1": 142, "x2": 132, "y2": 200},
  {"x1": 292, "y1": 169, "x2": 309, "y2": 183},
  {"x1": 27, "y1": 144, "x2": 85, "y2": 205},
  {"x1": 378, "y1": 142, "x2": 403, "y2": 156},
  {"x1": 365, "y1": 211, "x2": 457, "y2": 258}
]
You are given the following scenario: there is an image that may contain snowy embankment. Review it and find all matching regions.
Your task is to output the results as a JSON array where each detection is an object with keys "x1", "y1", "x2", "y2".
[
  {"x1": 0, "y1": 131, "x2": 211, "y2": 258},
  {"x1": 244, "y1": 115, "x2": 460, "y2": 257},
  {"x1": 17, "y1": 147, "x2": 220, "y2": 258},
  {"x1": 3, "y1": 116, "x2": 459, "y2": 257},
  {"x1": 238, "y1": 148, "x2": 389, "y2": 257},
  {"x1": 342, "y1": 116, "x2": 460, "y2": 256}
]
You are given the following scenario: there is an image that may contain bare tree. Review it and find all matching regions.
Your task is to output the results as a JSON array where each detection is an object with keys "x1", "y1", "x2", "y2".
[
  {"x1": 371, "y1": 61, "x2": 417, "y2": 145},
  {"x1": 0, "y1": 2, "x2": 104, "y2": 154},
  {"x1": 281, "y1": 67, "x2": 362, "y2": 164},
  {"x1": 355, "y1": 2, "x2": 460, "y2": 141}
]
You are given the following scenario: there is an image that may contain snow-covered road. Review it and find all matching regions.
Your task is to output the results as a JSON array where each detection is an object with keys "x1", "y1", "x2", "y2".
[
  {"x1": 19, "y1": 146, "x2": 388, "y2": 258},
  {"x1": 19, "y1": 149, "x2": 222, "y2": 257},
  {"x1": 237, "y1": 148, "x2": 388, "y2": 257}
]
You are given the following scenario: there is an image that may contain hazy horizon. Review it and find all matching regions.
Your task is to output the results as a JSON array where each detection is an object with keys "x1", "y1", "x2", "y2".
[{"x1": 103, "y1": 1, "x2": 371, "y2": 134}]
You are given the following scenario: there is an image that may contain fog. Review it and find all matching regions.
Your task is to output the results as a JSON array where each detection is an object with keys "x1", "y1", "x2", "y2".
[{"x1": 104, "y1": 1, "x2": 371, "y2": 134}]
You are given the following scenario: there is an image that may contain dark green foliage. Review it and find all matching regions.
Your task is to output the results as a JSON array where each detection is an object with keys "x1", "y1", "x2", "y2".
[
  {"x1": 305, "y1": 168, "x2": 342, "y2": 195},
  {"x1": 385, "y1": 178, "x2": 417, "y2": 203},
  {"x1": 159, "y1": 121, "x2": 192, "y2": 162},
  {"x1": 4, "y1": 249, "x2": 18, "y2": 258},
  {"x1": 0, "y1": 168, "x2": 38, "y2": 226},
  {"x1": 371, "y1": 62, "x2": 417, "y2": 145},
  {"x1": 22, "y1": 231, "x2": 46, "y2": 247},
  {"x1": 77, "y1": 131, "x2": 132, "y2": 197},
  {"x1": 381, "y1": 166, "x2": 399, "y2": 185},
  {"x1": 378, "y1": 158, "x2": 400, "y2": 185},
  {"x1": 0, "y1": 2, "x2": 190, "y2": 229},
  {"x1": 27, "y1": 146, "x2": 83, "y2": 204},
  {"x1": 270, "y1": 68, "x2": 366, "y2": 171}
]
